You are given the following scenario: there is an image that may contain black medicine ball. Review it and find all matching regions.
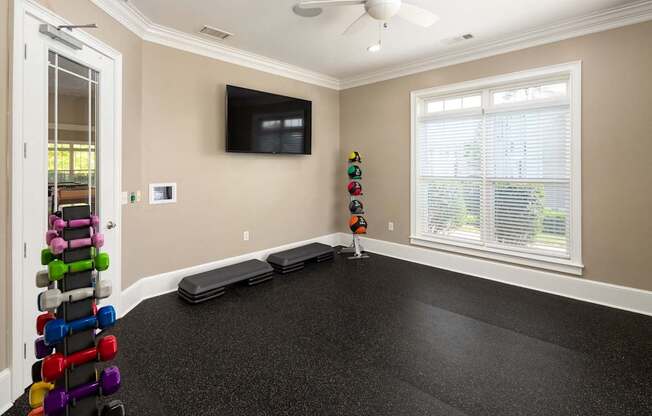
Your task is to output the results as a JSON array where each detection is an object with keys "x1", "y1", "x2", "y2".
[{"x1": 349, "y1": 200, "x2": 364, "y2": 214}]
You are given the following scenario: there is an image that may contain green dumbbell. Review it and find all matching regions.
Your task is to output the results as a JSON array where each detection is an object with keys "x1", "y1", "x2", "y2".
[
  {"x1": 41, "y1": 249, "x2": 57, "y2": 266},
  {"x1": 47, "y1": 252, "x2": 109, "y2": 282},
  {"x1": 41, "y1": 247, "x2": 96, "y2": 266}
]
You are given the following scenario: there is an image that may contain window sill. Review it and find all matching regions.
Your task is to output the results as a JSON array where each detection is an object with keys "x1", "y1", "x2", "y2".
[{"x1": 409, "y1": 235, "x2": 584, "y2": 275}]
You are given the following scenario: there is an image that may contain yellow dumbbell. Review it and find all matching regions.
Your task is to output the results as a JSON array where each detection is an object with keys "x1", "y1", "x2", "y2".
[{"x1": 29, "y1": 381, "x2": 54, "y2": 409}]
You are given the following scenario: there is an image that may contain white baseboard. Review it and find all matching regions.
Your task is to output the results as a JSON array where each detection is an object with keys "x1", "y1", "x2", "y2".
[
  {"x1": 119, "y1": 233, "x2": 343, "y2": 318},
  {"x1": 119, "y1": 232, "x2": 652, "y2": 320},
  {"x1": 0, "y1": 368, "x2": 12, "y2": 415},
  {"x1": 343, "y1": 233, "x2": 652, "y2": 316}
]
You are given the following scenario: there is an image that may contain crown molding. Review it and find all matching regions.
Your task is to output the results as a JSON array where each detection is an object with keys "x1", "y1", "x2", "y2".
[
  {"x1": 90, "y1": 0, "x2": 341, "y2": 90},
  {"x1": 91, "y1": 0, "x2": 652, "y2": 91},
  {"x1": 339, "y1": 0, "x2": 652, "y2": 89}
]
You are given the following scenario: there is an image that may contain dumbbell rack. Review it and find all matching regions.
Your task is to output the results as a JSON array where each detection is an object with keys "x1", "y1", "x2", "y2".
[
  {"x1": 35, "y1": 204, "x2": 123, "y2": 416},
  {"x1": 58, "y1": 205, "x2": 98, "y2": 416},
  {"x1": 341, "y1": 154, "x2": 369, "y2": 260}
]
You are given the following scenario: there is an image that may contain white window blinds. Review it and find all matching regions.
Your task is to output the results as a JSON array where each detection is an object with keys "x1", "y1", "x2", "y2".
[
  {"x1": 416, "y1": 114, "x2": 482, "y2": 243},
  {"x1": 413, "y1": 73, "x2": 578, "y2": 266},
  {"x1": 484, "y1": 105, "x2": 571, "y2": 255}
]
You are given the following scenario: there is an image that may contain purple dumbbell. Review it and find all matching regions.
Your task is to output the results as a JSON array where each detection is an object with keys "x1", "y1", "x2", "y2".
[
  {"x1": 52, "y1": 215, "x2": 99, "y2": 232},
  {"x1": 44, "y1": 366, "x2": 121, "y2": 415},
  {"x1": 49, "y1": 233, "x2": 104, "y2": 255},
  {"x1": 35, "y1": 337, "x2": 54, "y2": 359}
]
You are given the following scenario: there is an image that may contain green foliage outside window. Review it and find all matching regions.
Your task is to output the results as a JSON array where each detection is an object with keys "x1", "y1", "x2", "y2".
[
  {"x1": 48, "y1": 143, "x2": 95, "y2": 184},
  {"x1": 493, "y1": 183, "x2": 544, "y2": 246}
]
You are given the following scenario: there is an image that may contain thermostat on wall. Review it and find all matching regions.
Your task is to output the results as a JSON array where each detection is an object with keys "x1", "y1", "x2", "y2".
[{"x1": 149, "y1": 183, "x2": 177, "y2": 204}]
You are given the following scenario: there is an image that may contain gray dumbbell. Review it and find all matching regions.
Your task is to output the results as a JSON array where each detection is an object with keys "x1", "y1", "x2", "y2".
[
  {"x1": 38, "y1": 279, "x2": 112, "y2": 312},
  {"x1": 36, "y1": 270, "x2": 51, "y2": 288},
  {"x1": 37, "y1": 270, "x2": 98, "y2": 288}
]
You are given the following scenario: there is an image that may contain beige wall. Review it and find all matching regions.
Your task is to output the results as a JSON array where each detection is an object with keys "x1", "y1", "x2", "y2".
[
  {"x1": 130, "y1": 43, "x2": 340, "y2": 284},
  {"x1": 1, "y1": 0, "x2": 10, "y2": 371},
  {"x1": 340, "y1": 21, "x2": 652, "y2": 291}
]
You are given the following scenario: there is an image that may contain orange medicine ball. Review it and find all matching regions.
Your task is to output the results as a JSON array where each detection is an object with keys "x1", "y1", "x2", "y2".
[{"x1": 349, "y1": 215, "x2": 367, "y2": 234}]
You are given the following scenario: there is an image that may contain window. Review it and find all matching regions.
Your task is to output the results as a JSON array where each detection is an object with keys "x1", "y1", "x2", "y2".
[
  {"x1": 48, "y1": 143, "x2": 96, "y2": 184},
  {"x1": 411, "y1": 63, "x2": 582, "y2": 274}
]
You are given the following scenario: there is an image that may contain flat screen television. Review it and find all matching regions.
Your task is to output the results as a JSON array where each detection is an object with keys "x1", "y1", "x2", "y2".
[{"x1": 226, "y1": 85, "x2": 312, "y2": 154}]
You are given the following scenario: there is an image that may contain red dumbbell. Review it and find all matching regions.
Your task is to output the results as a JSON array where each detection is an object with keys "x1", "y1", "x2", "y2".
[
  {"x1": 28, "y1": 405, "x2": 44, "y2": 416},
  {"x1": 36, "y1": 312, "x2": 55, "y2": 336},
  {"x1": 42, "y1": 335, "x2": 117, "y2": 382}
]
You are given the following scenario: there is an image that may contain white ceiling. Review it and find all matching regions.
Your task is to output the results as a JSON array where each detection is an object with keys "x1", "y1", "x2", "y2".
[{"x1": 129, "y1": 0, "x2": 637, "y2": 79}]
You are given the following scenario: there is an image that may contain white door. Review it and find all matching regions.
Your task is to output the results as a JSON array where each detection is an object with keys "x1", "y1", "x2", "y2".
[{"x1": 19, "y1": 13, "x2": 121, "y2": 389}]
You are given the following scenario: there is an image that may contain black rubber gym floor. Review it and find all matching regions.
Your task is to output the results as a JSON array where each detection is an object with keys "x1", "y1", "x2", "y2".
[{"x1": 5, "y1": 251, "x2": 652, "y2": 415}]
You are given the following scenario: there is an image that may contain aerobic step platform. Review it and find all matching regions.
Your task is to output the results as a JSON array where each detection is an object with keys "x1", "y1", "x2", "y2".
[
  {"x1": 266, "y1": 242, "x2": 335, "y2": 274},
  {"x1": 178, "y1": 259, "x2": 274, "y2": 304}
]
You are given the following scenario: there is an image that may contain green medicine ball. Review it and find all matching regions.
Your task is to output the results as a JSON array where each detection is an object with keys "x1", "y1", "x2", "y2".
[{"x1": 347, "y1": 165, "x2": 362, "y2": 179}]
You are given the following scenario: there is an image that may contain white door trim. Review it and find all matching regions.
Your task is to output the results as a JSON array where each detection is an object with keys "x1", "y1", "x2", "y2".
[{"x1": 10, "y1": 0, "x2": 123, "y2": 401}]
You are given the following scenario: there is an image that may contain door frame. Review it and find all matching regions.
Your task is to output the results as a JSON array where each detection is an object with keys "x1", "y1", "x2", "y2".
[{"x1": 10, "y1": 0, "x2": 123, "y2": 401}]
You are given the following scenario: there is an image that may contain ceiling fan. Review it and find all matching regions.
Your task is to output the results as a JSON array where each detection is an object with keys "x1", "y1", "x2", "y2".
[{"x1": 296, "y1": 0, "x2": 439, "y2": 35}]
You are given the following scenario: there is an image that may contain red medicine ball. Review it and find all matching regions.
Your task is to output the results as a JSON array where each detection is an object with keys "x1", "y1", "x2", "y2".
[{"x1": 348, "y1": 181, "x2": 362, "y2": 196}]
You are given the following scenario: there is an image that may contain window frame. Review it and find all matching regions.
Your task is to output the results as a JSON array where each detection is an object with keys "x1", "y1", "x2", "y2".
[{"x1": 410, "y1": 62, "x2": 583, "y2": 275}]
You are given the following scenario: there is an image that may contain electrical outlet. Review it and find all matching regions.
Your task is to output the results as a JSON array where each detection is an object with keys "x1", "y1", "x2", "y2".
[
  {"x1": 243, "y1": 231, "x2": 250, "y2": 241},
  {"x1": 121, "y1": 192, "x2": 128, "y2": 205},
  {"x1": 388, "y1": 222, "x2": 394, "y2": 231}
]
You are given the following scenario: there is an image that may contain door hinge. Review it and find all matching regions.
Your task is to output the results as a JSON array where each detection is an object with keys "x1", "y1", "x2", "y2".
[
  {"x1": 24, "y1": 44, "x2": 27, "y2": 60},
  {"x1": 23, "y1": 142, "x2": 27, "y2": 159},
  {"x1": 24, "y1": 343, "x2": 27, "y2": 359},
  {"x1": 24, "y1": 242, "x2": 27, "y2": 258}
]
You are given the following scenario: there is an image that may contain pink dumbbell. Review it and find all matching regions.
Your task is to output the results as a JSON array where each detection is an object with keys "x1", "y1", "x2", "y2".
[
  {"x1": 45, "y1": 226, "x2": 94, "y2": 245},
  {"x1": 45, "y1": 229, "x2": 59, "y2": 245},
  {"x1": 49, "y1": 233, "x2": 104, "y2": 254},
  {"x1": 48, "y1": 214, "x2": 61, "y2": 228},
  {"x1": 52, "y1": 215, "x2": 99, "y2": 231}
]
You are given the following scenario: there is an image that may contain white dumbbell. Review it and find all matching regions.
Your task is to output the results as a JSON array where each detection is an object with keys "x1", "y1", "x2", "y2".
[
  {"x1": 38, "y1": 279, "x2": 112, "y2": 312},
  {"x1": 36, "y1": 270, "x2": 99, "y2": 288}
]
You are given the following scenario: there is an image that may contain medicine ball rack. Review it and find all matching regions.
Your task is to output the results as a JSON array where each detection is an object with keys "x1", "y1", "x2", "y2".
[{"x1": 341, "y1": 152, "x2": 369, "y2": 260}]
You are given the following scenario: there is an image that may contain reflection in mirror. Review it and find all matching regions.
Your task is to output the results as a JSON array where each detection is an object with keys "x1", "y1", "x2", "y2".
[{"x1": 48, "y1": 51, "x2": 99, "y2": 215}]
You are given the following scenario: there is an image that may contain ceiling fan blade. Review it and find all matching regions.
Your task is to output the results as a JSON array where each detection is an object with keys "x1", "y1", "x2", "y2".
[
  {"x1": 342, "y1": 12, "x2": 372, "y2": 35},
  {"x1": 299, "y1": 0, "x2": 365, "y2": 7},
  {"x1": 397, "y1": 2, "x2": 439, "y2": 27}
]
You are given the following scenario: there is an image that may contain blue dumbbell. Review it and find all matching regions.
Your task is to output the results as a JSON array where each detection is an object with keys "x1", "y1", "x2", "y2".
[{"x1": 44, "y1": 305, "x2": 116, "y2": 345}]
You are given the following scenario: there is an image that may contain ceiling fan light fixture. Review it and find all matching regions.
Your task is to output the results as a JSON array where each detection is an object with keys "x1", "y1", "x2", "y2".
[
  {"x1": 366, "y1": 0, "x2": 402, "y2": 21},
  {"x1": 367, "y1": 43, "x2": 381, "y2": 52}
]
